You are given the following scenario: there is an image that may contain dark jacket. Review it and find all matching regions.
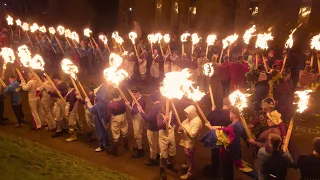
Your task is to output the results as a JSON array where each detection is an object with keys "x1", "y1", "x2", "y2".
[{"x1": 297, "y1": 154, "x2": 320, "y2": 180}]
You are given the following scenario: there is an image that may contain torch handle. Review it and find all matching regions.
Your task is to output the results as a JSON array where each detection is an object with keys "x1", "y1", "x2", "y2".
[
  {"x1": 240, "y1": 114, "x2": 253, "y2": 140},
  {"x1": 310, "y1": 52, "x2": 314, "y2": 68},
  {"x1": 44, "y1": 73, "x2": 66, "y2": 104},
  {"x1": 65, "y1": 37, "x2": 72, "y2": 47},
  {"x1": 219, "y1": 48, "x2": 224, "y2": 63},
  {"x1": 25, "y1": 31, "x2": 33, "y2": 47},
  {"x1": 182, "y1": 43, "x2": 184, "y2": 56},
  {"x1": 69, "y1": 75, "x2": 82, "y2": 99},
  {"x1": 46, "y1": 36, "x2": 57, "y2": 54},
  {"x1": 30, "y1": 69, "x2": 43, "y2": 85},
  {"x1": 167, "y1": 44, "x2": 171, "y2": 52},
  {"x1": 170, "y1": 100, "x2": 182, "y2": 127},
  {"x1": 159, "y1": 42, "x2": 164, "y2": 57},
  {"x1": 227, "y1": 47, "x2": 231, "y2": 57},
  {"x1": 121, "y1": 45, "x2": 125, "y2": 52},
  {"x1": 166, "y1": 98, "x2": 170, "y2": 132},
  {"x1": 133, "y1": 44, "x2": 139, "y2": 58},
  {"x1": 126, "y1": 86, "x2": 145, "y2": 114},
  {"x1": 255, "y1": 54, "x2": 258, "y2": 70},
  {"x1": 1, "y1": 66, "x2": 6, "y2": 79},
  {"x1": 15, "y1": 68, "x2": 25, "y2": 82},
  {"x1": 283, "y1": 115, "x2": 295, "y2": 152},
  {"x1": 92, "y1": 38, "x2": 105, "y2": 61},
  {"x1": 35, "y1": 36, "x2": 44, "y2": 53},
  {"x1": 208, "y1": 84, "x2": 215, "y2": 108},
  {"x1": 89, "y1": 38, "x2": 94, "y2": 49},
  {"x1": 194, "y1": 102, "x2": 209, "y2": 124},
  {"x1": 262, "y1": 54, "x2": 269, "y2": 73},
  {"x1": 116, "y1": 86, "x2": 129, "y2": 103},
  {"x1": 76, "y1": 78, "x2": 89, "y2": 100},
  {"x1": 281, "y1": 54, "x2": 287, "y2": 73},
  {"x1": 206, "y1": 45, "x2": 209, "y2": 58},
  {"x1": 316, "y1": 53, "x2": 320, "y2": 74},
  {"x1": 54, "y1": 36, "x2": 65, "y2": 54},
  {"x1": 106, "y1": 44, "x2": 111, "y2": 53},
  {"x1": 72, "y1": 40, "x2": 81, "y2": 55},
  {"x1": 0, "y1": 78, "x2": 7, "y2": 88}
]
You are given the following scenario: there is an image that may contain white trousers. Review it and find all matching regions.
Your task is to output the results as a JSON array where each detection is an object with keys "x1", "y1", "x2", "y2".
[{"x1": 147, "y1": 130, "x2": 159, "y2": 159}]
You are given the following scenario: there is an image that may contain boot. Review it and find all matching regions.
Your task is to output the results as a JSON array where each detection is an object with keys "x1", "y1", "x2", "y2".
[
  {"x1": 108, "y1": 141, "x2": 118, "y2": 156},
  {"x1": 123, "y1": 137, "x2": 129, "y2": 150},
  {"x1": 132, "y1": 149, "x2": 144, "y2": 158},
  {"x1": 51, "y1": 131, "x2": 62, "y2": 138},
  {"x1": 160, "y1": 167, "x2": 167, "y2": 180},
  {"x1": 144, "y1": 158, "x2": 158, "y2": 166},
  {"x1": 180, "y1": 173, "x2": 193, "y2": 180},
  {"x1": 66, "y1": 130, "x2": 78, "y2": 142},
  {"x1": 167, "y1": 163, "x2": 178, "y2": 173}
]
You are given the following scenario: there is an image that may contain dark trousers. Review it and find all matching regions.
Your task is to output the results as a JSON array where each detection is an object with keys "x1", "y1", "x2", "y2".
[
  {"x1": 220, "y1": 150, "x2": 234, "y2": 180},
  {"x1": 211, "y1": 148, "x2": 220, "y2": 174},
  {"x1": 12, "y1": 104, "x2": 24, "y2": 124},
  {"x1": 0, "y1": 98, "x2": 4, "y2": 122},
  {"x1": 221, "y1": 79, "x2": 230, "y2": 97}
]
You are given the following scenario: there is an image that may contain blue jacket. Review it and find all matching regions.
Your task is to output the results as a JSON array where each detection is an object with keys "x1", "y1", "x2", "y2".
[{"x1": 4, "y1": 80, "x2": 22, "y2": 105}]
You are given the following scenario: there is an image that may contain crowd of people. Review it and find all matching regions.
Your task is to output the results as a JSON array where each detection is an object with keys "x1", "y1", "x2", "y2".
[{"x1": 0, "y1": 19, "x2": 320, "y2": 180}]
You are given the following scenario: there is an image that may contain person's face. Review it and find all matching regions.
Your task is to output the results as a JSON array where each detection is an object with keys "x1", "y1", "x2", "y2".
[
  {"x1": 8, "y1": 78, "x2": 14, "y2": 83},
  {"x1": 80, "y1": 41, "x2": 85, "y2": 47},
  {"x1": 154, "y1": 49, "x2": 158, "y2": 55},
  {"x1": 132, "y1": 90, "x2": 140, "y2": 98},
  {"x1": 229, "y1": 112, "x2": 235, "y2": 122},
  {"x1": 268, "y1": 52, "x2": 274, "y2": 58},
  {"x1": 284, "y1": 74, "x2": 291, "y2": 81}
]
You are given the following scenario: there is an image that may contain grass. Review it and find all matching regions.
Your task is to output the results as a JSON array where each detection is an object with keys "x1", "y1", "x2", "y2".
[{"x1": 0, "y1": 132, "x2": 132, "y2": 180}]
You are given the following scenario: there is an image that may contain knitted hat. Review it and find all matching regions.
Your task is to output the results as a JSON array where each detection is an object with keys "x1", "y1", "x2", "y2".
[
  {"x1": 266, "y1": 110, "x2": 282, "y2": 125},
  {"x1": 262, "y1": 97, "x2": 275, "y2": 109}
]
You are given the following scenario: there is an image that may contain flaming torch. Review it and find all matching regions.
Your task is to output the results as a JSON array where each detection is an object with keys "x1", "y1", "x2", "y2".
[
  {"x1": 103, "y1": 53, "x2": 130, "y2": 104},
  {"x1": 164, "y1": 34, "x2": 171, "y2": 52},
  {"x1": 22, "y1": 22, "x2": 33, "y2": 47},
  {"x1": 243, "y1": 25, "x2": 256, "y2": 45},
  {"x1": 255, "y1": 32, "x2": 274, "y2": 71},
  {"x1": 283, "y1": 90, "x2": 312, "y2": 151},
  {"x1": 180, "y1": 32, "x2": 190, "y2": 56},
  {"x1": 206, "y1": 35, "x2": 217, "y2": 57},
  {"x1": 39, "y1": 26, "x2": 56, "y2": 54},
  {"x1": 203, "y1": 62, "x2": 215, "y2": 108},
  {"x1": 99, "y1": 34, "x2": 111, "y2": 53},
  {"x1": 112, "y1": 31, "x2": 125, "y2": 53},
  {"x1": 128, "y1": 32, "x2": 139, "y2": 58},
  {"x1": 147, "y1": 34, "x2": 157, "y2": 56},
  {"x1": 49, "y1": 27, "x2": 64, "y2": 54},
  {"x1": 85, "y1": 28, "x2": 104, "y2": 61},
  {"x1": 30, "y1": 23, "x2": 44, "y2": 53},
  {"x1": 282, "y1": 24, "x2": 302, "y2": 72},
  {"x1": 0, "y1": 47, "x2": 15, "y2": 78},
  {"x1": 191, "y1": 33, "x2": 201, "y2": 59},
  {"x1": 155, "y1": 33, "x2": 165, "y2": 56},
  {"x1": 6, "y1": 15, "x2": 14, "y2": 37},
  {"x1": 219, "y1": 34, "x2": 239, "y2": 63},
  {"x1": 310, "y1": 34, "x2": 320, "y2": 71},
  {"x1": 63, "y1": 28, "x2": 72, "y2": 47},
  {"x1": 229, "y1": 90, "x2": 253, "y2": 140}
]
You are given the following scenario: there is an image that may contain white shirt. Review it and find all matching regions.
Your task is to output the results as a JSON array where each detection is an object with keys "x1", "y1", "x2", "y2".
[{"x1": 179, "y1": 116, "x2": 203, "y2": 149}]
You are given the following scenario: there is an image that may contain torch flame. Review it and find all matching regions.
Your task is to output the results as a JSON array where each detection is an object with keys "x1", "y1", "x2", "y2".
[
  {"x1": 222, "y1": 34, "x2": 239, "y2": 49},
  {"x1": 164, "y1": 34, "x2": 170, "y2": 43},
  {"x1": 311, "y1": 34, "x2": 320, "y2": 51},
  {"x1": 229, "y1": 90, "x2": 250, "y2": 111},
  {"x1": 17, "y1": 45, "x2": 32, "y2": 67},
  {"x1": 203, "y1": 62, "x2": 214, "y2": 77},
  {"x1": 255, "y1": 33, "x2": 274, "y2": 50},
  {"x1": 71, "y1": 31, "x2": 79, "y2": 43},
  {"x1": 155, "y1": 33, "x2": 163, "y2": 43},
  {"x1": 128, "y1": 32, "x2": 137, "y2": 44},
  {"x1": 181, "y1": 32, "x2": 190, "y2": 42},
  {"x1": 49, "y1": 27, "x2": 56, "y2": 35},
  {"x1": 285, "y1": 23, "x2": 302, "y2": 49},
  {"x1": 243, "y1": 25, "x2": 256, "y2": 45},
  {"x1": 39, "y1": 26, "x2": 46, "y2": 33},
  {"x1": 22, "y1": 23, "x2": 29, "y2": 31},
  {"x1": 30, "y1": 23, "x2": 39, "y2": 33},
  {"x1": 57, "y1": 25, "x2": 65, "y2": 35},
  {"x1": 191, "y1": 33, "x2": 201, "y2": 45},
  {"x1": 147, "y1": 34, "x2": 157, "y2": 44},
  {"x1": 103, "y1": 53, "x2": 128, "y2": 86},
  {"x1": 112, "y1": 31, "x2": 124, "y2": 45},
  {"x1": 294, "y1": 90, "x2": 312, "y2": 113},
  {"x1": 0, "y1": 47, "x2": 15, "y2": 69},
  {"x1": 30, "y1": 54, "x2": 45, "y2": 71},
  {"x1": 109, "y1": 53, "x2": 123, "y2": 68},
  {"x1": 99, "y1": 35, "x2": 108, "y2": 45},
  {"x1": 15, "y1": 19, "x2": 22, "y2": 26},
  {"x1": 6, "y1": 15, "x2": 13, "y2": 26},
  {"x1": 206, "y1": 35, "x2": 217, "y2": 46},
  {"x1": 65, "y1": 29, "x2": 71, "y2": 38},
  {"x1": 61, "y1": 59, "x2": 79, "y2": 79},
  {"x1": 84, "y1": 28, "x2": 92, "y2": 37}
]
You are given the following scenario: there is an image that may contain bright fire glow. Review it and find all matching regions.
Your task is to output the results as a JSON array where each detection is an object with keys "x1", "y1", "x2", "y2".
[
  {"x1": 112, "y1": 31, "x2": 124, "y2": 45},
  {"x1": 243, "y1": 25, "x2": 256, "y2": 45},
  {"x1": 84, "y1": 28, "x2": 92, "y2": 37},
  {"x1": 147, "y1": 34, "x2": 157, "y2": 44},
  {"x1": 191, "y1": 33, "x2": 201, "y2": 45},
  {"x1": 222, "y1": 34, "x2": 239, "y2": 49},
  {"x1": 255, "y1": 33, "x2": 274, "y2": 50},
  {"x1": 311, "y1": 34, "x2": 320, "y2": 51},
  {"x1": 30, "y1": 23, "x2": 39, "y2": 33},
  {"x1": 65, "y1": 29, "x2": 71, "y2": 38},
  {"x1": 17, "y1": 45, "x2": 32, "y2": 67},
  {"x1": 0, "y1": 47, "x2": 15, "y2": 69},
  {"x1": 57, "y1": 25, "x2": 65, "y2": 35},
  {"x1": 164, "y1": 34, "x2": 170, "y2": 43},
  {"x1": 181, "y1": 32, "x2": 190, "y2": 42},
  {"x1": 15, "y1": 19, "x2": 21, "y2": 26},
  {"x1": 71, "y1": 31, "x2": 79, "y2": 43},
  {"x1": 61, "y1": 59, "x2": 79, "y2": 79},
  {"x1": 155, "y1": 33, "x2": 163, "y2": 43},
  {"x1": 39, "y1": 26, "x2": 46, "y2": 33},
  {"x1": 22, "y1": 23, "x2": 29, "y2": 31},
  {"x1": 49, "y1": 27, "x2": 56, "y2": 35},
  {"x1": 30, "y1": 54, "x2": 45, "y2": 71},
  {"x1": 203, "y1": 62, "x2": 214, "y2": 77},
  {"x1": 103, "y1": 53, "x2": 128, "y2": 86},
  {"x1": 229, "y1": 90, "x2": 249, "y2": 111},
  {"x1": 99, "y1": 35, "x2": 108, "y2": 45},
  {"x1": 285, "y1": 23, "x2": 302, "y2": 49},
  {"x1": 294, "y1": 90, "x2": 312, "y2": 113},
  {"x1": 6, "y1": 15, "x2": 13, "y2": 25},
  {"x1": 128, "y1": 32, "x2": 137, "y2": 44},
  {"x1": 206, "y1": 35, "x2": 217, "y2": 46}
]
